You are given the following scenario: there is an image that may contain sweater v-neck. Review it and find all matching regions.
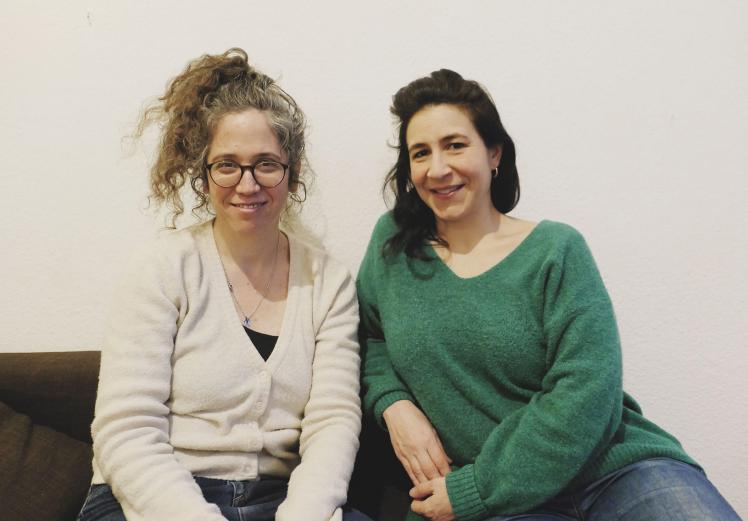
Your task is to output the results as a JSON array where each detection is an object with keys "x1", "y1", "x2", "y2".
[
  {"x1": 200, "y1": 221, "x2": 298, "y2": 374},
  {"x1": 425, "y1": 220, "x2": 548, "y2": 281}
]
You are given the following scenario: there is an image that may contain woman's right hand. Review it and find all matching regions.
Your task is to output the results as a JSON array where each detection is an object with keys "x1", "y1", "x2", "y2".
[{"x1": 382, "y1": 400, "x2": 452, "y2": 485}]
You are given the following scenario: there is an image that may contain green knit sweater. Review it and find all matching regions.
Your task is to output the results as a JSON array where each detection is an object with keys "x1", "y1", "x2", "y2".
[{"x1": 357, "y1": 213, "x2": 696, "y2": 521}]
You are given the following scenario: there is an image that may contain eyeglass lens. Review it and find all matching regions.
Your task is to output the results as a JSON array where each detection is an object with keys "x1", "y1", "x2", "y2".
[{"x1": 209, "y1": 160, "x2": 285, "y2": 188}]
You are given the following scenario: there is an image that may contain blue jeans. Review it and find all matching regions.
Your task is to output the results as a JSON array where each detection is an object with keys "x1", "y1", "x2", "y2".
[
  {"x1": 486, "y1": 458, "x2": 741, "y2": 521},
  {"x1": 77, "y1": 476, "x2": 372, "y2": 521}
]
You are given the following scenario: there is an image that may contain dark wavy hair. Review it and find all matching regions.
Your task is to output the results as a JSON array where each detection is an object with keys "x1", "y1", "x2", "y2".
[{"x1": 383, "y1": 69, "x2": 520, "y2": 259}]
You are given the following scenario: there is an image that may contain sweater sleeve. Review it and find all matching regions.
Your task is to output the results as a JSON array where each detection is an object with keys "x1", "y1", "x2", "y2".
[
  {"x1": 92, "y1": 241, "x2": 226, "y2": 521},
  {"x1": 275, "y1": 257, "x2": 362, "y2": 521},
  {"x1": 357, "y1": 216, "x2": 415, "y2": 427},
  {"x1": 445, "y1": 229, "x2": 624, "y2": 520}
]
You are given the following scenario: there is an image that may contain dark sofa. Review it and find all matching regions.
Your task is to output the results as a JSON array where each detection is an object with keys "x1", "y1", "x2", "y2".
[
  {"x1": 0, "y1": 351, "x2": 99, "y2": 521},
  {"x1": 0, "y1": 351, "x2": 409, "y2": 521}
]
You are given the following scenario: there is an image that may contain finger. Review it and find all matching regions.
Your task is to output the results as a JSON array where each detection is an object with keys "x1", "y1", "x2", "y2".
[
  {"x1": 415, "y1": 450, "x2": 441, "y2": 481},
  {"x1": 427, "y1": 444, "x2": 452, "y2": 477},
  {"x1": 409, "y1": 454, "x2": 430, "y2": 484},
  {"x1": 409, "y1": 480, "x2": 434, "y2": 499},
  {"x1": 410, "y1": 499, "x2": 426, "y2": 516},
  {"x1": 398, "y1": 455, "x2": 418, "y2": 486},
  {"x1": 434, "y1": 435, "x2": 453, "y2": 464}
]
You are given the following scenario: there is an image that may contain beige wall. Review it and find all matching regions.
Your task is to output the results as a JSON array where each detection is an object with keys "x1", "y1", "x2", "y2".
[{"x1": 2, "y1": 0, "x2": 746, "y2": 515}]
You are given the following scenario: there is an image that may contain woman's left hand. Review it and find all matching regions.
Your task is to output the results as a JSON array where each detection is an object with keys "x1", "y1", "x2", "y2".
[{"x1": 409, "y1": 477, "x2": 455, "y2": 521}]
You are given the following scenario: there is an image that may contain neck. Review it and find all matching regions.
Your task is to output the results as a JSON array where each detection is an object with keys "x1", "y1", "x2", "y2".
[
  {"x1": 436, "y1": 207, "x2": 503, "y2": 254},
  {"x1": 212, "y1": 218, "x2": 280, "y2": 269}
]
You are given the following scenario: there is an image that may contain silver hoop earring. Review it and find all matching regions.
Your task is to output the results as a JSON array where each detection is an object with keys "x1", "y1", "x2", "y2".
[{"x1": 491, "y1": 167, "x2": 499, "y2": 179}]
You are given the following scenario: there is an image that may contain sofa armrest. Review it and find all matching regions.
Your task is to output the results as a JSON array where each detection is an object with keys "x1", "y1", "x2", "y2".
[{"x1": 0, "y1": 351, "x2": 100, "y2": 443}]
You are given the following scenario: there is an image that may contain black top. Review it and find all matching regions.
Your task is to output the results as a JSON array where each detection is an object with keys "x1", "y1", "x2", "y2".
[{"x1": 244, "y1": 327, "x2": 278, "y2": 361}]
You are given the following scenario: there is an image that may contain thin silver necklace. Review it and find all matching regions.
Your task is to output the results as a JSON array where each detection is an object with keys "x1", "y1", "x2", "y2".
[{"x1": 220, "y1": 232, "x2": 281, "y2": 329}]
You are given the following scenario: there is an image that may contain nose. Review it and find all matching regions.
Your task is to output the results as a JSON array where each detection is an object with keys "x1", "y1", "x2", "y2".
[
  {"x1": 235, "y1": 168, "x2": 261, "y2": 193},
  {"x1": 426, "y1": 151, "x2": 451, "y2": 179}
]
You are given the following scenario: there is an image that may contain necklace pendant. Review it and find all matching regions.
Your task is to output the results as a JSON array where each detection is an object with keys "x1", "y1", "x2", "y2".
[{"x1": 243, "y1": 317, "x2": 251, "y2": 328}]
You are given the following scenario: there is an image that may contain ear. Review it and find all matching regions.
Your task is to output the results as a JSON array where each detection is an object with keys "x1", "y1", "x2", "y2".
[{"x1": 489, "y1": 144, "x2": 503, "y2": 170}]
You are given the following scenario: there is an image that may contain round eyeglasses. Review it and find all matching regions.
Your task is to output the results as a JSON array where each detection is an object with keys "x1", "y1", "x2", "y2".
[{"x1": 206, "y1": 159, "x2": 288, "y2": 188}]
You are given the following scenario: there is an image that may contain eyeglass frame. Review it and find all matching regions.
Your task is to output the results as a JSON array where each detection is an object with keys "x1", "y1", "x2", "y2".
[{"x1": 205, "y1": 158, "x2": 289, "y2": 188}]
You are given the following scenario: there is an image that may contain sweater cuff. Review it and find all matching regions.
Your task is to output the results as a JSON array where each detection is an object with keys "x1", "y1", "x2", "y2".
[
  {"x1": 446, "y1": 464, "x2": 488, "y2": 521},
  {"x1": 373, "y1": 391, "x2": 414, "y2": 429}
]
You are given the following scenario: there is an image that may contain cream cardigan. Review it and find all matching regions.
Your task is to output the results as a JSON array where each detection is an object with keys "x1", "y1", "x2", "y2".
[{"x1": 90, "y1": 221, "x2": 361, "y2": 521}]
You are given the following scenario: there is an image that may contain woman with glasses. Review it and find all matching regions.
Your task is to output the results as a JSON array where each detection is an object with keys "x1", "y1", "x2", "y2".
[
  {"x1": 77, "y1": 49, "x2": 369, "y2": 521},
  {"x1": 356, "y1": 69, "x2": 741, "y2": 520}
]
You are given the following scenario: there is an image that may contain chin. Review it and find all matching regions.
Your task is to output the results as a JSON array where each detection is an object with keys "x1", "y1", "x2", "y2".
[
  {"x1": 219, "y1": 217, "x2": 261, "y2": 235},
  {"x1": 431, "y1": 208, "x2": 466, "y2": 224}
]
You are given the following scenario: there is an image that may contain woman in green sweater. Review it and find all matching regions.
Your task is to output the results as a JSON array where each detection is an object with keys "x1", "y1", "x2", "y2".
[{"x1": 356, "y1": 69, "x2": 740, "y2": 521}]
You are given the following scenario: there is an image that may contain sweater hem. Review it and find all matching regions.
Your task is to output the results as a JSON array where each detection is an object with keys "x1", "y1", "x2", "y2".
[
  {"x1": 446, "y1": 465, "x2": 488, "y2": 521},
  {"x1": 374, "y1": 391, "x2": 415, "y2": 429}
]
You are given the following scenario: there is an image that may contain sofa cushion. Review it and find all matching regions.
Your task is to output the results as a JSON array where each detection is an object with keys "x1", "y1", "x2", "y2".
[
  {"x1": 0, "y1": 400, "x2": 92, "y2": 521},
  {"x1": 0, "y1": 351, "x2": 100, "y2": 444}
]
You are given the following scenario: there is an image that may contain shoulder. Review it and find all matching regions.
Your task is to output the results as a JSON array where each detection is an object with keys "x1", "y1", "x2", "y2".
[
  {"x1": 534, "y1": 220, "x2": 585, "y2": 242},
  {"x1": 528, "y1": 221, "x2": 606, "y2": 291},
  {"x1": 369, "y1": 211, "x2": 398, "y2": 245},
  {"x1": 120, "y1": 221, "x2": 212, "y2": 288},
  {"x1": 530, "y1": 220, "x2": 591, "y2": 256},
  {"x1": 360, "y1": 211, "x2": 399, "y2": 265},
  {"x1": 506, "y1": 220, "x2": 599, "y2": 279},
  {"x1": 138, "y1": 220, "x2": 213, "y2": 269},
  {"x1": 287, "y1": 234, "x2": 358, "y2": 330},
  {"x1": 153, "y1": 220, "x2": 211, "y2": 257},
  {"x1": 287, "y1": 232, "x2": 353, "y2": 289}
]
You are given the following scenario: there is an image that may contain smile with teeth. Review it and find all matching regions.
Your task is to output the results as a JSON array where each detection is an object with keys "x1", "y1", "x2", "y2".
[
  {"x1": 232, "y1": 202, "x2": 266, "y2": 209},
  {"x1": 431, "y1": 185, "x2": 464, "y2": 195}
]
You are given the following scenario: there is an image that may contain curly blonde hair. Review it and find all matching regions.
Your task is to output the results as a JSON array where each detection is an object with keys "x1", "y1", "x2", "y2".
[{"x1": 135, "y1": 48, "x2": 309, "y2": 225}]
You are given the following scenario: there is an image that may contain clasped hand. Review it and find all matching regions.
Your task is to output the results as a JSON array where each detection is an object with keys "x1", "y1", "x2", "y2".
[
  {"x1": 382, "y1": 400, "x2": 455, "y2": 520},
  {"x1": 410, "y1": 477, "x2": 455, "y2": 521}
]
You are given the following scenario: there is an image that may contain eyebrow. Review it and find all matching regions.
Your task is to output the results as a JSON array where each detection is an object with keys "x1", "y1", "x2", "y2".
[
  {"x1": 207, "y1": 151, "x2": 284, "y2": 163},
  {"x1": 407, "y1": 133, "x2": 469, "y2": 153}
]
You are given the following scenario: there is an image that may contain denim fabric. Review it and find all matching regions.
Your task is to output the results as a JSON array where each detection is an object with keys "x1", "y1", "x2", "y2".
[
  {"x1": 76, "y1": 484, "x2": 122, "y2": 521},
  {"x1": 77, "y1": 476, "x2": 372, "y2": 521},
  {"x1": 485, "y1": 458, "x2": 741, "y2": 521},
  {"x1": 195, "y1": 476, "x2": 287, "y2": 521}
]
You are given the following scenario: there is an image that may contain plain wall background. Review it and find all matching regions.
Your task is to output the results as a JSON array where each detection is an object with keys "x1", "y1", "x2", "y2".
[{"x1": 2, "y1": 0, "x2": 746, "y2": 516}]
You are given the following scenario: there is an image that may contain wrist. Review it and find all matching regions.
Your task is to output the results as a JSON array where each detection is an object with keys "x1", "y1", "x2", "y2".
[
  {"x1": 383, "y1": 399, "x2": 413, "y2": 418},
  {"x1": 375, "y1": 392, "x2": 414, "y2": 428}
]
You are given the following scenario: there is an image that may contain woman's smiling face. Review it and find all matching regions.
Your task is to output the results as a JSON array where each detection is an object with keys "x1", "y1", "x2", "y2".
[
  {"x1": 206, "y1": 109, "x2": 290, "y2": 235},
  {"x1": 406, "y1": 103, "x2": 501, "y2": 228}
]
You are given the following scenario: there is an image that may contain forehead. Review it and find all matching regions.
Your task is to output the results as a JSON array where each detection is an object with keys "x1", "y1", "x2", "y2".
[
  {"x1": 406, "y1": 104, "x2": 477, "y2": 145},
  {"x1": 209, "y1": 109, "x2": 284, "y2": 157}
]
